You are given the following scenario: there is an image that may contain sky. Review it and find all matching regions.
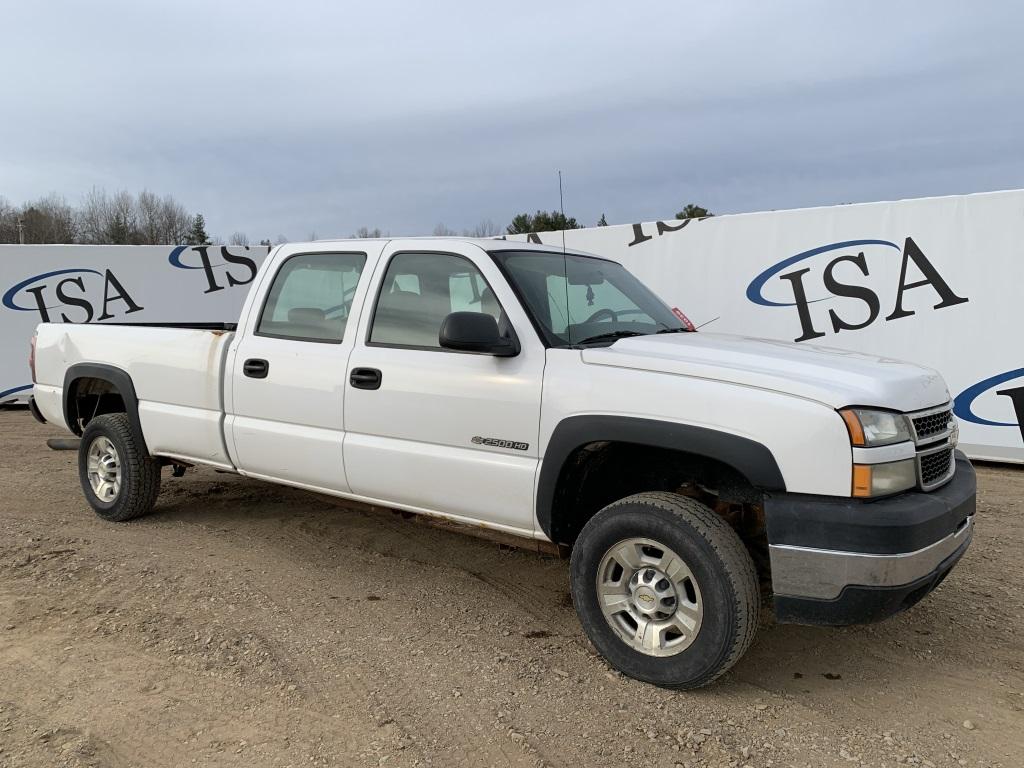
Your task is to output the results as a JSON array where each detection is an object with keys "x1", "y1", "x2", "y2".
[{"x1": 2, "y1": 1, "x2": 1023, "y2": 242}]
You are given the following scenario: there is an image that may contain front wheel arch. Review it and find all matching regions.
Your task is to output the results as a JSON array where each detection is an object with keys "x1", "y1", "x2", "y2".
[{"x1": 537, "y1": 416, "x2": 785, "y2": 545}]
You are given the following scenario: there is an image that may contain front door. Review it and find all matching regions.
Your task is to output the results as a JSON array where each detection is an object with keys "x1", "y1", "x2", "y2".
[
  {"x1": 227, "y1": 246, "x2": 378, "y2": 492},
  {"x1": 343, "y1": 241, "x2": 545, "y2": 535}
]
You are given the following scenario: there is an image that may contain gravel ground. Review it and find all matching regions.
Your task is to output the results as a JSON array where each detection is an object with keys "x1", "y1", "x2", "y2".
[{"x1": 0, "y1": 409, "x2": 1021, "y2": 767}]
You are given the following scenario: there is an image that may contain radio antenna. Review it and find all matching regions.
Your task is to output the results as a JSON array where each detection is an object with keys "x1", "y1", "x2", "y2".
[
  {"x1": 558, "y1": 170, "x2": 567, "y2": 255},
  {"x1": 558, "y1": 170, "x2": 572, "y2": 344}
]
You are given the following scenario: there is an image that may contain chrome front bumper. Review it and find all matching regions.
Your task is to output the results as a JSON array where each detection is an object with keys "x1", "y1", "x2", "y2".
[
  {"x1": 769, "y1": 515, "x2": 973, "y2": 600},
  {"x1": 764, "y1": 451, "x2": 977, "y2": 626}
]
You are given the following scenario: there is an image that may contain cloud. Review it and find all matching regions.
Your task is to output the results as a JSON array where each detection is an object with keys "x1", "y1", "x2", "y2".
[{"x1": 1, "y1": 1, "x2": 1021, "y2": 240}]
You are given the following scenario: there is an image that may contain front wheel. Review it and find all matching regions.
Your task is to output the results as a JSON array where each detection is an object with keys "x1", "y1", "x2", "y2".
[
  {"x1": 78, "y1": 413, "x2": 161, "y2": 522},
  {"x1": 570, "y1": 492, "x2": 760, "y2": 689}
]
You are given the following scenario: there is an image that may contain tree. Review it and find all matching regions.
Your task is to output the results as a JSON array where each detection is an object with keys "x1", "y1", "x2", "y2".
[
  {"x1": 597, "y1": 213, "x2": 608, "y2": 227},
  {"x1": 433, "y1": 223, "x2": 457, "y2": 236},
  {"x1": 16, "y1": 194, "x2": 78, "y2": 243},
  {"x1": 351, "y1": 227, "x2": 382, "y2": 239},
  {"x1": 464, "y1": 218, "x2": 501, "y2": 238},
  {"x1": 506, "y1": 210, "x2": 582, "y2": 235},
  {"x1": 187, "y1": 213, "x2": 211, "y2": 245},
  {"x1": 229, "y1": 231, "x2": 250, "y2": 246},
  {"x1": 675, "y1": 203, "x2": 712, "y2": 220},
  {"x1": 259, "y1": 238, "x2": 273, "y2": 247},
  {"x1": 108, "y1": 190, "x2": 140, "y2": 244},
  {"x1": 0, "y1": 196, "x2": 17, "y2": 243}
]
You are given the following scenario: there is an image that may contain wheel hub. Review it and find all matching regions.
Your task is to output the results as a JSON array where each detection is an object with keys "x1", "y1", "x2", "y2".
[
  {"x1": 595, "y1": 537, "x2": 703, "y2": 657},
  {"x1": 629, "y1": 567, "x2": 677, "y2": 620},
  {"x1": 86, "y1": 436, "x2": 121, "y2": 502}
]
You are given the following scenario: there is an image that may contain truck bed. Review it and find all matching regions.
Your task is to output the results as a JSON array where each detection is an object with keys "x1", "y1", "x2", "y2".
[{"x1": 33, "y1": 323, "x2": 236, "y2": 468}]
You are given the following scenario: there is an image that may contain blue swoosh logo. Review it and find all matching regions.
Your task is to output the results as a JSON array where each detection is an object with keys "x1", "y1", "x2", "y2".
[
  {"x1": 953, "y1": 368, "x2": 1024, "y2": 427},
  {"x1": 0, "y1": 384, "x2": 32, "y2": 401},
  {"x1": 746, "y1": 239, "x2": 901, "y2": 307},
  {"x1": 2, "y1": 269, "x2": 103, "y2": 311},
  {"x1": 168, "y1": 246, "x2": 200, "y2": 269}
]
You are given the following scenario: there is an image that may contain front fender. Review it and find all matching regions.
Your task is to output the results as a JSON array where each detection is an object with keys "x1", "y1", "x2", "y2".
[{"x1": 536, "y1": 415, "x2": 785, "y2": 540}]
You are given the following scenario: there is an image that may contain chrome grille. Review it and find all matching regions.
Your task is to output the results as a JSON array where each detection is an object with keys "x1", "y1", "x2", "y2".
[
  {"x1": 919, "y1": 446, "x2": 954, "y2": 489},
  {"x1": 907, "y1": 402, "x2": 957, "y2": 491},
  {"x1": 912, "y1": 408, "x2": 953, "y2": 442}
]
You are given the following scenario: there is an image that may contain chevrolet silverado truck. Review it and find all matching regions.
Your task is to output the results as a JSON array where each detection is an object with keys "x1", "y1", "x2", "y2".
[{"x1": 29, "y1": 238, "x2": 976, "y2": 688}]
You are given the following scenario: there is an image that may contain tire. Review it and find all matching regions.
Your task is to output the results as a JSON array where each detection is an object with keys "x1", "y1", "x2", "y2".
[
  {"x1": 78, "y1": 413, "x2": 161, "y2": 522},
  {"x1": 570, "y1": 491, "x2": 759, "y2": 689}
]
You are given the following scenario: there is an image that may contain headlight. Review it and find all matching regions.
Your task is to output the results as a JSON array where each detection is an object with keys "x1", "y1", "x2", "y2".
[
  {"x1": 852, "y1": 459, "x2": 917, "y2": 497},
  {"x1": 839, "y1": 408, "x2": 913, "y2": 447}
]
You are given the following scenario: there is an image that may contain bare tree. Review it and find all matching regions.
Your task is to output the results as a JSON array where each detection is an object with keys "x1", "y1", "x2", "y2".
[
  {"x1": 158, "y1": 194, "x2": 192, "y2": 244},
  {"x1": 136, "y1": 190, "x2": 163, "y2": 244},
  {"x1": 433, "y1": 223, "x2": 457, "y2": 236},
  {"x1": 229, "y1": 231, "x2": 250, "y2": 246},
  {"x1": 351, "y1": 227, "x2": 383, "y2": 238},
  {"x1": 77, "y1": 187, "x2": 111, "y2": 244},
  {"x1": 464, "y1": 218, "x2": 501, "y2": 238},
  {"x1": 0, "y1": 196, "x2": 16, "y2": 243},
  {"x1": 108, "y1": 190, "x2": 140, "y2": 244},
  {"x1": 18, "y1": 194, "x2": 78, "y2": 243}
]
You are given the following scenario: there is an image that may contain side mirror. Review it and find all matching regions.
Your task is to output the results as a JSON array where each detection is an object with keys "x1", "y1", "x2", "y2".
[{"x1": 439, "y1": 312, "x2": 518, "y2": 357}]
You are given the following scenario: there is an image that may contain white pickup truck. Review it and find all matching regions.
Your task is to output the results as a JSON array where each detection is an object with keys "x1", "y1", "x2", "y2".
[{"x1": 29, "y1": 238, "x2": 976, "y2": 688}]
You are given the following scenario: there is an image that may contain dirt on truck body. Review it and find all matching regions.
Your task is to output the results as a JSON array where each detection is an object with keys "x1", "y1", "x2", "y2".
[{"x1": 0, "y1": 410, "x2": 1022, "y2": 768}]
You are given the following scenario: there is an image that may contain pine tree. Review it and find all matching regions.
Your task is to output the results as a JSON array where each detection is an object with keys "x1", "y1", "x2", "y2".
[
  {"x1": 187, "y1": 213, "x2": 211, "y2": 245},
  {"x1": 675, "y1": 204, "x2": 712, "y2": 220},
  {"x1": 597, "y1": 213, "x2": 608, "y2": 227}
]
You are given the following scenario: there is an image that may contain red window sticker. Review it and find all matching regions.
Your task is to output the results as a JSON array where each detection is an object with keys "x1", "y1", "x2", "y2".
[{"x1": 672, "y1": 307, "x2": 696, "y2": 331}]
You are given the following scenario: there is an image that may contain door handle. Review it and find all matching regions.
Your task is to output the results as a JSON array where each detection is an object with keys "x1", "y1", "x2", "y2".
[
  {"x1": 243, "y1": 358, "x2": 269, "y2": 379},
  {"x1": 349, "y1": 367, "x2": 382, "y2": 390}
]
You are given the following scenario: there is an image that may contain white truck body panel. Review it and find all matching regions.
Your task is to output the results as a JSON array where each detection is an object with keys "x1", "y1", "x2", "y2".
[
  {"x1": 539, "y1": 347, "x2": 855, "y2": 498},
  {"x1": 33, "y1": 324, "x2": 235, "y2": 467},
  {"x1": 581, "y1": 332, "x2": 950, "y2": 413}
]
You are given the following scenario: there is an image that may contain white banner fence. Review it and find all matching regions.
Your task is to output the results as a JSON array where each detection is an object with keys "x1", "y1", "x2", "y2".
[
  {"x1": 508, "y1": 190, "x2": 1024, "y2": 464},
  {"x1": 1, "y1": 244, "x2": 270, "y2": 401},
  {"x1": 2, "y1": 189, "x2": 1022, "y2": 462}
]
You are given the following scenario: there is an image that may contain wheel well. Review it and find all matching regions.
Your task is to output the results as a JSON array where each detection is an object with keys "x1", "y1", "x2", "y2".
[
  {"x1": 548, "y1": 442, "x2": 769, "y2": 573},
  {"x1": 67, "y1": 376, "x2": 127, "y2": 435}
]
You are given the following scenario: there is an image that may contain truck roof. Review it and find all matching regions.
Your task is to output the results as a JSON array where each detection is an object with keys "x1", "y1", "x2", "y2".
[{"x1": 283, "y1": 236, "x2": 597, "y2": 258}]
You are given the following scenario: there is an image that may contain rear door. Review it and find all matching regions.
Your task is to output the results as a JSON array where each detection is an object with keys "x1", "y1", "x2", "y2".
[
  {"x1": 343, "y1": 240, "x2": 546, "y2": 535},
  {"x1": 225, "y1": 244, "x2": 382, "y2": 491}
]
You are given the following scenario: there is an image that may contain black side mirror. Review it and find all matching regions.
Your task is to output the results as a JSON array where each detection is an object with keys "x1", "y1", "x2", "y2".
[{"x1": 439, "y1": 312, "x2": 518, "y2": 357}]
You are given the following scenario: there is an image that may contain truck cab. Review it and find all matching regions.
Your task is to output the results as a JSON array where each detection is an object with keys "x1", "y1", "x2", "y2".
[{"x1": 30, "y1": 238, "x2": 976, "y2": 688}]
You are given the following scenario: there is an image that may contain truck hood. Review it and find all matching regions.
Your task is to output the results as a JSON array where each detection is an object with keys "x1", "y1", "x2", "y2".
[{"x1": 580, "y1": 332, "x2": 949, "y2": 412}]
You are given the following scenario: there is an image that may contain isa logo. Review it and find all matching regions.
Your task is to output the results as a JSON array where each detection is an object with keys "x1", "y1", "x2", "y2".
[
  {"x1": 2, "y1": 267, "x2": 143, "y2": 323},
  {"x1": 746, "y1": 237, "x2": 968, "y2": 343},
  {"x1": 169, "y1": 245, "x2": 259, "y2": 294},
  {"x1": 954, "y1": 369, "x2": 1024, "y2": 445}
]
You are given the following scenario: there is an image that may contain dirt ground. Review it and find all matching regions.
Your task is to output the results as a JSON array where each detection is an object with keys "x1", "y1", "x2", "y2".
[{"x1": 0, "y1": 410, "x2": 1021, "y2": 768}]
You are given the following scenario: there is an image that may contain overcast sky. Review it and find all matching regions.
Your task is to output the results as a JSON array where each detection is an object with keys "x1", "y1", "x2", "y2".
[{"x1": 2, "y1": 1, "x2": 1023, "y2": 241}]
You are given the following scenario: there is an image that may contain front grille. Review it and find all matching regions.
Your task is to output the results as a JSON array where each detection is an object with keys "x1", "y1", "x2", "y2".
[
  {"x1": 919, "y1": 446, "x2": 954, "y2": 489},
  {"x1": 912, "y1": 408, "x2": 953, "y2": 441}
]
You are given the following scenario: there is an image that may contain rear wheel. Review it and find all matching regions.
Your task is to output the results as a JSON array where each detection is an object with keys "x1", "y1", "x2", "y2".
[
  {"x1": 78, "y1": 413, "x2": 161, "y2": 522},
  {"x1": 570, "y1": 491, "x2": 759, "y2": 689}
]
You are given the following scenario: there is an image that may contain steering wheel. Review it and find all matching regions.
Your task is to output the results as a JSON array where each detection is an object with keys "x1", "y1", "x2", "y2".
[{"x1": 585, "y1": 308, "x2": 618, "y2": 323}]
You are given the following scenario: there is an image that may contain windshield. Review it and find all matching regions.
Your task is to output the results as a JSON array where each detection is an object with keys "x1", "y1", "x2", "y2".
[{"x1": 490, "y1": 250, "x2": 689, "y2": 346}]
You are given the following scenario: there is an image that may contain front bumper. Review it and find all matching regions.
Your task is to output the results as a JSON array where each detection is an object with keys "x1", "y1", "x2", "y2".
[{"x1": 765, "y1": 451, "x2": 976, "y2": 626}]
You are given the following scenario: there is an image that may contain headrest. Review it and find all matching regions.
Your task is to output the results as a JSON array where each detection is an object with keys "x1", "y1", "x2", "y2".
[{"x1": 288, "y1": 307, "x2": 327, "y2": 324}]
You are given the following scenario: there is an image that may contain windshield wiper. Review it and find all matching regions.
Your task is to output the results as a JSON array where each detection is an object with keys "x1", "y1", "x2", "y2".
[
  {"x1": 574, "y1": 330, "x2": 646, "y2": 345},
  {"x1": 656, "y1": 327, "x2": 693, "y2": 334}
]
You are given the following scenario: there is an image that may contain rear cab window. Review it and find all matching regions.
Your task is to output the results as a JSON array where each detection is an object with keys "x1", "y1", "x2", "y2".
[{"x1": 256, "y1": 252, "x2": 367, "y2": 342}]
